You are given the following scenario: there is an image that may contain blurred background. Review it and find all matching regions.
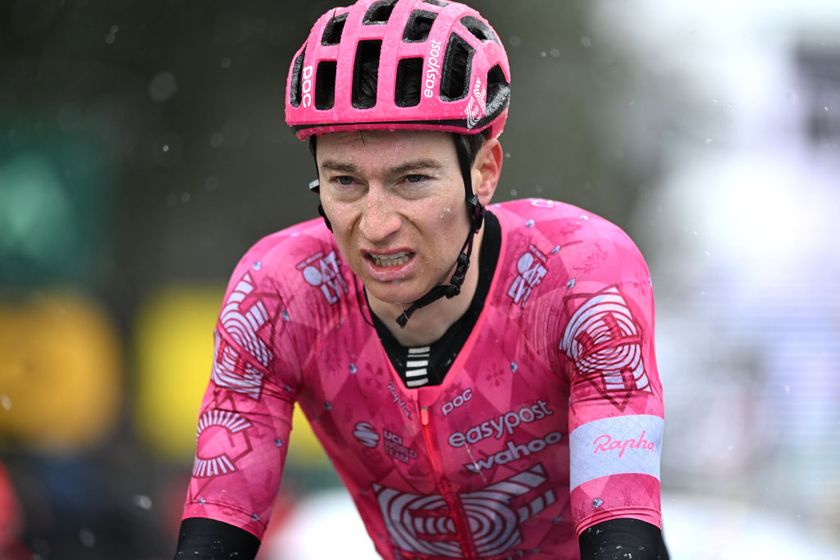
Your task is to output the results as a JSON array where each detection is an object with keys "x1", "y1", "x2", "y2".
[{"x1": 1, "y1": 0, "x2": 839, "y2": 558}]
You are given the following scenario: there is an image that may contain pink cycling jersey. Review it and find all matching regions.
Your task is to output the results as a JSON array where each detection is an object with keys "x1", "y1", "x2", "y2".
[{"x1": 182, "y1": 198, "x2": 665, "y2": 560}]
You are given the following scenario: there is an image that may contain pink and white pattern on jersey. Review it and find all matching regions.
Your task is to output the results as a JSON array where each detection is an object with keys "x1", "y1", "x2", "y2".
[
  {"x1": 181, "y1": 199, "x2": 665, "y2": 554},
  {"x1": 561, "y1": 286, "x2": 652, "y2": 403},
  {"x1": 375, "y1": 464, "x2": 556, "y2": 558}
]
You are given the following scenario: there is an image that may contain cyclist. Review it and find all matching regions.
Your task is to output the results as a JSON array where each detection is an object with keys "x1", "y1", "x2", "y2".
[{"x1": 175, "y1": 1, "x2": 668, "y2": 558}]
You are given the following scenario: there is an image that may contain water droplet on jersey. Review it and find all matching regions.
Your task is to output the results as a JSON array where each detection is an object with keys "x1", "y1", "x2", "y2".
[{"x1": 252, "y1": 261, "x2": 262, "y2": 271}]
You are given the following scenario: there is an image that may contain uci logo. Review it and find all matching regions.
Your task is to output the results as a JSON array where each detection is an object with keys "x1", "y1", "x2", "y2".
[
  {"x1": 442, "y1": 388, "x2": 472, "y2": 416},
  {"x1": 301, "y1": 65, "x2": 314, "y2": 108}
]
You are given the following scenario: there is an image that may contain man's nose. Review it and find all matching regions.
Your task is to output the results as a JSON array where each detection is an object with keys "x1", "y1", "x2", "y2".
[{"x1": 358, "y1": 185, "x2": 401, "y2": 243}]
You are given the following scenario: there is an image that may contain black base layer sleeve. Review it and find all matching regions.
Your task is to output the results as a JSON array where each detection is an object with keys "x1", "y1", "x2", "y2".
[
  {"x1": 174, "y1": 517, "x2": 260, "y2": 560},
  {"x1": 579, "y1": 518, "x2": 670, "y2": 560}
]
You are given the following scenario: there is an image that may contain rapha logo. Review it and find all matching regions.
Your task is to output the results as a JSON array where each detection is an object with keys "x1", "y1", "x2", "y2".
[
  {"x1": 465, "y1": 77, "x2": 487, "y2": 129},
  {"x1": 592, "y1": 431, "x2": 655, "y2": 458},
  {"x1": 298, "y1": 250, "x2": 348, "y2": 304},
  {"x1": 507, "y1": 244, "x2": 549, "y2": 307}
]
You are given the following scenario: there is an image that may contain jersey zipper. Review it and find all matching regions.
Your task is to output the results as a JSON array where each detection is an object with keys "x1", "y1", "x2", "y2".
[{"x1": 419, "y1": 404, "x2": 478, "y2": 559}]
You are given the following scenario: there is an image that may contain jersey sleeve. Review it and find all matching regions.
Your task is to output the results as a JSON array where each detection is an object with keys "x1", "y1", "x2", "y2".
[
  {"x1": 181, "y1": 238, "x2": 303, "y2": 540},
  {"x1": 558, "y1": 218, "x2": 664, "y2": 535}
]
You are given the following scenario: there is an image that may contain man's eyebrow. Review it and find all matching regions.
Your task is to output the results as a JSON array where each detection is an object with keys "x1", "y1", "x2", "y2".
[
  {"x1": 389, "y1": 159, "x2": 443, "y2": 175},
  {"x1": 319, "y1": 160, "x2": 359, "y2": 173},
  {"x1": 318, "y1": 159, "x2": 444, "y2": 175}
]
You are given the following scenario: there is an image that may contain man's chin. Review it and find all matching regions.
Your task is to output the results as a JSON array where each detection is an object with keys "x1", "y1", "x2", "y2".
[{"x1": 364, "y1": 281, "x2": 425, "y2": 309}]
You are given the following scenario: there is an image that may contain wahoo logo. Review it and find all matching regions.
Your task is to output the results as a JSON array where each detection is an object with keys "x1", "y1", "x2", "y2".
[
  {"x1": 465, "y1": 76, "x2": 487, "y2": 129},
  {"x1": 192, "y1": 410, "x2": 251, "y2": 478},
  {"x1": 507, "y1": 245, "x2": 549, "y2": 308},
  {"x1": 560, "y1": 287, "x2": 651, "y2": 394},
  {"x1": 465, "y1": 432, "x2": 563, "y2": 474},
  {"x1": 211, "y1": 273, "x2": 271, "y2": 399},
  {"x1": 298, "y1": 250, "x2": 348, "y2": 304},
  {"x1": 375, "y1": 464, "x2": 556, "y2": 558}
]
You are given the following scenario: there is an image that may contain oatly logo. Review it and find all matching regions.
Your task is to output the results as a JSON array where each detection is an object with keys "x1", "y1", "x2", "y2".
[
  {"x1": 298, "y1": 250, "x2": 348, "y2": 304},
  {"x1": 507, "y1": 245, "x2": 549, "y2": 307},
  {"x1": 592, "y1": 431, "x2": 655, "y2": 458},
  {"x1": 465, "y1": 77, "x2": 487, "y2": 129},
  {"x1": 424, "y1": 40, "x2": 443, "y2": 98},
  {"x1": 448, "y1": 401, "x2": 553, "y2": 448}
]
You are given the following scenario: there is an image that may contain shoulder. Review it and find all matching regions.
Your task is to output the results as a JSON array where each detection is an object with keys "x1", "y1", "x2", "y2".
[
  {"x1": 491, "y1": 198, "x2": 650, "y2": 280},
  {"x1": 228, "y1": 218, "x2": 346, "y2": 292}
]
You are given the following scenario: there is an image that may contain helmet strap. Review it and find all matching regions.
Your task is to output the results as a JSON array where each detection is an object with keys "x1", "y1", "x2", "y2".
[
  {"x1": 307, "y1": 136, "x2": 334, "y2": 231},
  {"x1": 395, "y1": 135, "x2": 485, "y2": 328}
]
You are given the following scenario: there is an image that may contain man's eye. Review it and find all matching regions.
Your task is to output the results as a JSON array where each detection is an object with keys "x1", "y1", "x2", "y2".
[
  {"x1": 335, "y1": 176, "x2": 354, "y2": 186},
  {"x1": 404, "y1": 174, "x2": 427, "y2": 184}
]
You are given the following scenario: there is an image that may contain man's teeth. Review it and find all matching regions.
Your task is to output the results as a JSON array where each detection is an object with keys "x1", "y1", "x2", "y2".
[{"x1": 371, "y1": 252, "x2": 410, "y2": 267}]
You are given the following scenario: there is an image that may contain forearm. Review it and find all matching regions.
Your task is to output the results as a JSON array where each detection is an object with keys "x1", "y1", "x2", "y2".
[
  {"x1": 579, "y1": 518, "x2": 669, "y2": 560},
  {"x1": 174, "y1": 517, "x2": 260, "y2": 560}
]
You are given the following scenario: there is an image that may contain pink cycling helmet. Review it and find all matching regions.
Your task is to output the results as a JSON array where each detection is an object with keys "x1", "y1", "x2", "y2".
[{"x1": 285, "y1": 0, "x2": 511, "y2": 140}]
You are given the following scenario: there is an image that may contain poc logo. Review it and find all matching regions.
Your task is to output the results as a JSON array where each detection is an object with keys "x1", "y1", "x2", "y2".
[
  {"x1": 298, "y1": 250, "x2": 348, "y2": 304},
  {"x1": 442, "y1": 388, "x2": 472, "y2": 416},
  {"x1": 507, "y1": 245, "x2": 549, "y2": 307},
  {"x1": 301, "y1": 65, "x2": 314, "y2": 108}
]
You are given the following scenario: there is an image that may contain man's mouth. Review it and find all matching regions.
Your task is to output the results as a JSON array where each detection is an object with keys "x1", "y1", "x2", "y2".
[{"x1": 367, "y1": 251, "x2": 412, "y2": 267}]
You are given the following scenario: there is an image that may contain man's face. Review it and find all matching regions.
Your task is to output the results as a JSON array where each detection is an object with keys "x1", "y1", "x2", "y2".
[{"x1": 316, "y1": 130, "x2": 471, "y2": 307}]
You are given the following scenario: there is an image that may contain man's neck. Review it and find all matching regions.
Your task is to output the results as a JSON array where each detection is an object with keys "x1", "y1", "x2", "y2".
[{"x1": 367, "y1": 226, "x2": 485, "y2": 347}]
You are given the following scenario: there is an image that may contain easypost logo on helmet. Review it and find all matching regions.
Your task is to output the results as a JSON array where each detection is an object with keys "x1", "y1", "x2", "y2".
[{"x1": 465, "y1": 76, "x2": 487, "y2": 130}]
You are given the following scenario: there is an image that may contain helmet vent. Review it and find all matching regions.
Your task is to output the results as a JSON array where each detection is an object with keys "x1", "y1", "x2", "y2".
[
  {"x1": 315, "y1": 61, "x2": 337, "y2": 110},
  {"x1": 460, "y1": 16, "x2": 498, "y2": 44},
  {"x1": 423, "y1": 0, "x2": 449, "y2": 7},
  {"x1": 353, "y1": 40, "x2": 382, "y2": 109},
  {"x1": 396, "y1": 58, "x2": 423, "y2": 107},
  {"x1": 485, "y1": 63, "x2": 510, "y2": 116},
  {"x1": 403, "y1": 10, "x2": 437, "y2": 42},
  {"x1": 440, "y1": 34, "x2": 474, "y2": 101},
  {"x1": 364, "y1": 0, "x2": 397, "y2": 25},
  {"x1": 289, "y1": 49, "x2": 306, "y2": 107},
  {"x1": 322, "y1": 13, "x2": 347, "y2": 45}
]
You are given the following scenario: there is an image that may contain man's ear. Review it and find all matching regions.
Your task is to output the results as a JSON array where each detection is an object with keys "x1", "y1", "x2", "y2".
[{"x1": 472, "y1": 138, "x2": 503, "y2": 206}]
